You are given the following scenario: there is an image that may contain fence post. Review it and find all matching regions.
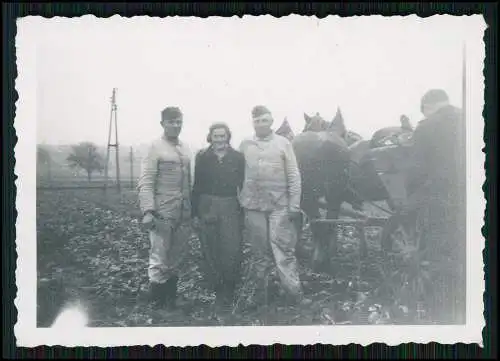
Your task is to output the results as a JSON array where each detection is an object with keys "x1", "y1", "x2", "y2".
[
  {"x1": 130, "y1": 146, "x2": 134, "y2": 189},
  {"x1": 47, "y1": 158, "x2": 52, "y2": 187}
]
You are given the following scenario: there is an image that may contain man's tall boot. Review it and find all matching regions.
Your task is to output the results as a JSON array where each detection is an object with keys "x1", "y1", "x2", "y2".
[
  {"x1": 149, "y1": 281, "x2": 167, "y2": 309},
  {"x1": 164, "y1": 275, "x2": 179, "y2": 310},
  {"x1": 215, "y1": 282, "x2": 234, "y2": 314},
  {"x1": 285, "y1": 288, "x2": 313, "y2": 308}
]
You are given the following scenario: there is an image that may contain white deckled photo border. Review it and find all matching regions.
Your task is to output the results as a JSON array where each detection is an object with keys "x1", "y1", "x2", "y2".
[{"x1": 14, "y1": 14, "x2": 487, "y2": 347}]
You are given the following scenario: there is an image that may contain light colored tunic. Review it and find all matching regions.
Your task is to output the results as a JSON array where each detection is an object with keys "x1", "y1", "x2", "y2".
[
  {"x1": 137, "y1": 136, "x2": 192, "y2": 283},
  {"x1": 238, "y1": 133, "x2": 301, "y2": 213}
]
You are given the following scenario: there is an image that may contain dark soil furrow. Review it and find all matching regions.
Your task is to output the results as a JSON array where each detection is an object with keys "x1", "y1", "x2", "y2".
[{"x1": 37, "y1": 188, "x2": 426, "y2": 327}]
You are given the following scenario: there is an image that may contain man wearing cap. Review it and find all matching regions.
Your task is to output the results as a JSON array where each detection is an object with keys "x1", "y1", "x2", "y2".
[
  {"x1": 238, "y1": 105, "x2": 312, "y2": 308},
  {"x1": 137, "y1": 106, "x2": 193, "y2": 312},
  {"x1": 406, "y1": 89, "x2": 465, "y2": 323}
]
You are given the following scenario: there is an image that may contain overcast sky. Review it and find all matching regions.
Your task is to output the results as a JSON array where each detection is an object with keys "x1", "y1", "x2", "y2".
[{"x1": 32, "y1": 15, "x2": 485, "y2": 151}]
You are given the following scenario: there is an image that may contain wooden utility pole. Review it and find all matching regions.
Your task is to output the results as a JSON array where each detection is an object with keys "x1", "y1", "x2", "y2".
[
  {"x1": 129, "y1": 146, "x2": 134, "y2": 189},
  {"x1": 104, "y1": 88, "x2": 121, "y2": 192}
]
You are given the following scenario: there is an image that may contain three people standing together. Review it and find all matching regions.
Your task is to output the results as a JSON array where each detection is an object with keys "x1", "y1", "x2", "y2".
[
  {"x1": 137, "y1": 89, "x2": 464, "y2": 322},
  {"x1": 137, "y1": 104, "x2": 311, "y2": 317}
]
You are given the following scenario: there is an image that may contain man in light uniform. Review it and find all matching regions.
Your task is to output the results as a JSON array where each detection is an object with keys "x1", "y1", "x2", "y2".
[
  {"x1": 239, "y1": 105, "x2": 312, "y2": 307},
  {"x1": 138, "y1": 106, "x2": 192, "y2": 311}
]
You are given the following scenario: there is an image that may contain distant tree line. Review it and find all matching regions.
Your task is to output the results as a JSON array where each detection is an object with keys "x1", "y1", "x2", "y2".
[
  {"x1": 66, "y1": 142, "x2": 105, "y2": 182},
  {"x1": 37, "y1": 142, "x2": 106, "y2": 183}
]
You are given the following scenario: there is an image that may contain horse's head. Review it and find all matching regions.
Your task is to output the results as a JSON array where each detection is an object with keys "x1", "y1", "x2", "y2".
[
  {"x1": 303, "y1": 112, "x2": 329, "y2": 132},
  {"x1": 328, "y1": 108, "x2": 347, "y2": 139}
]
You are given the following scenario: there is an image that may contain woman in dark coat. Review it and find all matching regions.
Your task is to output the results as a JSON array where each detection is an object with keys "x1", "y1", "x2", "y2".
[{"x1": 191, "y1": 122, "x2": 245, "y2": 315}]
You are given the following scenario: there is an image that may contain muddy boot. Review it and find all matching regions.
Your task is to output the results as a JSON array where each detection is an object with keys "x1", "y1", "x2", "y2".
[
  {"x1": 164, "y1": 276, "x2": 179, "y2": 310},
  {"x1": 297, "y1": 294, "x2": 313, "y2": 307},
  {"x1": 216, "y1": 285, "x2": 235, "y2": 314},
  {"x1": 213, "y1": 291, "x2": 235, "y2": 325},
  {"x1": 166, "y1": 275, "x2": 190, "y2": 311},
  {"x1": 146, "y1": 276, "x2": 184, "y2": 325},
  {"x1": 149, "y1": 282, "x2": 167, "y2": 310},
  {"x1": 285, "y1": 290, "x2": 313, "y2": 308}
]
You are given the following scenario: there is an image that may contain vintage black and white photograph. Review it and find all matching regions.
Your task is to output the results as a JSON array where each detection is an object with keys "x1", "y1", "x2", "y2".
[{"x1": 15, "y1": 14, "x2": 486, "y2": 346}]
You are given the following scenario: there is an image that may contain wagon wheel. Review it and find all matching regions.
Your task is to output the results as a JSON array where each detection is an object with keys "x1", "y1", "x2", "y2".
[
  {"x1": 380, "y1": 210, "x2": 423, "y2": 254},
  {"x1": 379, "y1": 210, "x2": 433, "y2": 322}
]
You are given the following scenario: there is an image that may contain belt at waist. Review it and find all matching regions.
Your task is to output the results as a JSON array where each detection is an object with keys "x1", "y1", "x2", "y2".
[
  {"x1": 199, "y1": 193, "x2": 238, "y2": 199},
  {"x1": 198, "y1": 190, "x2": 239, "y2": 198}
]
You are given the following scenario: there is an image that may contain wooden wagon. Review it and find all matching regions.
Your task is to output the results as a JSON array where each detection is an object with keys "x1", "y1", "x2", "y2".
[{"x1": 306, "y1": 130, "x2": 422, "y2": 262}]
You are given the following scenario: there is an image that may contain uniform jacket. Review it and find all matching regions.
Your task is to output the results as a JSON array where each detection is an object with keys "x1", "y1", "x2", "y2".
[
  {"x1": 137, "y1": 135, "x2": 192, "y2": 223},
  {"x1": 238, "y1": 132, "x2": 301, "y2": 212}
]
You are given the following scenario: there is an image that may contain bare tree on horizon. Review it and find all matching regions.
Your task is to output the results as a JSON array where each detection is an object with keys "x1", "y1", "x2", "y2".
[{"x1": 67, "y1": 142, "x2": 105, "y2": 182}]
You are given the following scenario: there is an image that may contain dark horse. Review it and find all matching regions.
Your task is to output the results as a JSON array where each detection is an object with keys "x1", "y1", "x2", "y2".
[
  {"x1": 292, "y1": 113, "x2": 356, "y2": 221},
  {"x1": 291, "y1": 113, "x2": 359, "y2": 270},
  {"x1": 291, "y1": 112, "x2": 414, "y2": 270}
]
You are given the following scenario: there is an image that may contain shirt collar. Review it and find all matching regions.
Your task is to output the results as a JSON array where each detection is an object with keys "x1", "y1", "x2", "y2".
[
  {"x1": 253, "y1": 132, "x2": 275, "y2": 142},
  {"x1": 162, "y1": 134, "x2": 181, "y2": 146},
  {"x1": 206, "y1": 145, "x2": 233, "y2": 159},
  {"x1": 208, "y1": 144, "x2": 232, "y2": 152}
]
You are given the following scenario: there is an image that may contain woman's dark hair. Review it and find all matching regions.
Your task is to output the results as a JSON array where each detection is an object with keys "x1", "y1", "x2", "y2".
[{"x1": 206, "y1": 122, "x2": 232, "y2": 143}]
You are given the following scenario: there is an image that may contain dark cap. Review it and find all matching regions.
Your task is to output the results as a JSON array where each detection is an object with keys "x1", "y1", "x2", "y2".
[
  {"x1": 421, "y1": 89, "x2": 449, "y2": 108},
  {"x1": 161, "y1": 106, "x2": 183, "y2": 120},
  {"x1": 252, "y1": 105, "x2": 272, "y2": 118}
]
